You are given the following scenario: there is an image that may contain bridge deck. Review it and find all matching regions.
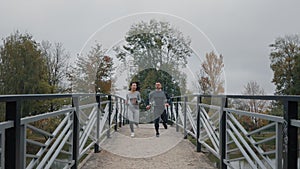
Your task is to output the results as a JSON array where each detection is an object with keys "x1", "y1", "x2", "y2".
[{"x1": 80, "y1": 124, "x2": 216, "y2": 169}]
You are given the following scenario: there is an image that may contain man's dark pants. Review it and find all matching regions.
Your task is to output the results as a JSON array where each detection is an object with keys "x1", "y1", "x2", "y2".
[{"x1": 154, "y1": 110, "x2": 168, "y2": 134}]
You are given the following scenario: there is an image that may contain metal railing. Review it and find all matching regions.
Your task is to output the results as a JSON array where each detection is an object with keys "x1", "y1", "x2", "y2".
[
  {"x1": 0, "y1": 93, "x2": 126, "y2": 169},
  {"x1": 0, "y1": 93, "x2": 299, "y2": 169},
  {"x1": 169, "y1": 94, "x2": 300, "y2": 169}
]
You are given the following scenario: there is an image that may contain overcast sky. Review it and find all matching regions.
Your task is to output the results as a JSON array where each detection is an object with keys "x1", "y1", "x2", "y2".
[{"x1": 1, "y1": 0, "x2": 300, "y2": 95}]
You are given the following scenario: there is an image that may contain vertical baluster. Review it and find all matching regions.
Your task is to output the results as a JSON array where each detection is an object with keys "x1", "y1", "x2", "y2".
[
  {"x1": 114, "y1": 96, "x2": 118, "y2": 131},
  {"x1": 5, "y1": 100, "x2": 23, "y2": 169},
  {"x1": 283, "y1": 100, "x2": 298, "y2": 169},
  {"x1": 276, "y1": 122, "x2": 283, "y2": 169},
  {"x1": 219, "y1": 97, "x2": 228, "y2": 169},
  {"x1": 94, "y1": 94, "x2": 101, "y2": 153},
  {"x1": 196, "y1": 95, "x2": 202, "y2": 152},
  {"x1": 107, "y1": 95, "x2": 112, "y2": 138},
  {"x1": 72, "y1": 96, "x2": 80, "y2": 169},
  {"x1": 119, "y1": 98, "x2": 122, "y2": 128},
  {"x1": 184, "y1": 96, "x2": 187, "y2": 139},
  {"x1": 176, "y1": 97, "x2": 179, "y2": 132}
]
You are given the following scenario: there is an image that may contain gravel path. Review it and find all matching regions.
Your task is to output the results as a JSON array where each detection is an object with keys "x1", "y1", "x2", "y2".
[{"x1": 80, "y1": 124, "x2": 216, "y2": 169}]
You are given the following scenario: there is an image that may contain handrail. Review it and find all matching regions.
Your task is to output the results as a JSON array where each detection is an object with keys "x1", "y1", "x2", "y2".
[
  {"x1": 172, "y1": 94, "x2": 300, "y2": 101},
  {"x1": 0, "y1": 93, "x2": 299, "y2": 169},
  {"x1": 170, "y1": 94, "x2": 300, "y2": 169},
  {"x1": 0, "y1": 93, "x2": 126, "y2": 169}
]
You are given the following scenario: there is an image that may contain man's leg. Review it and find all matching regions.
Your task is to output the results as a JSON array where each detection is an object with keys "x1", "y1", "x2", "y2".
[
  {"x1": 154, "y1": 117, "x2": 160, "y2": 137},
  {"x1": 161, "y1": 110, "x2": 168, "y2": 129}
]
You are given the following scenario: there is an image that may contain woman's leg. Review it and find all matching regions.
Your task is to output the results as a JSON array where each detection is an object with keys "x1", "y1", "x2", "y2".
[
  {"x1": 130, "y1": 121, "x2": 134, "y2": 133},
  {"x1": 134, "y1": 108, "x2": 139, "y2": 127},
  {"x1": 128, "y1": 108, "x2": 135, "y2": 136}
]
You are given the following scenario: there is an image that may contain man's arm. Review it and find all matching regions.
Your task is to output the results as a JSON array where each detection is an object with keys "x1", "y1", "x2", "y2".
[
  {"x1": 146, "y1": 91, "x2": 153, "y2": 110},
  {"x1": 164, "y1": 91, "x2": 170, "y2": 107}
]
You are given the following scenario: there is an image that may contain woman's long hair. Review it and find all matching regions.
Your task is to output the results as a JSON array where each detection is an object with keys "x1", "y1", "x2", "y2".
[{"x1": 128, "y1": 81, "x2": 140, "y2": 91}]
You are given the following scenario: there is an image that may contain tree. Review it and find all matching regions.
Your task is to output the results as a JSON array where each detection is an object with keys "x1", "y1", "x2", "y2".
[
  {"x1": 232, "y1": 81, "x2": 268, "y2": 131},
  {"x1": 197, "y1": 69, "x2": 210, "y2": 94},
  {"x1": 73, "y1": 44, "x2": 113, "y2": 94},
  {"x1": 115, "y1": 19, "x2": 192, "y2": 94},
  {"x1": 0, "y1": 31, "x2": 49, "y2": 95},
  {"x1": 269, "y1": 34, "x2": 300, "y2": 95},
  {"x1": 95, "y1": 55, "x2": 114, "y2": 94},
  {"x1": 0, "y1": 31, "x2": 51, "y2": 117},
  {"x1": 40, "y1": 41, "x2": 70, "y2": 93},
  {"x1": 198, "y1": 51, "x2": 224, "y2": 95},
  {"x1": 242, "y1": 81, "x2": 268, "y2": 113},
  {"x1": 116, "y1": 19, "x2": 192, "y2": 69},
  {"x1": 39, "y1": 41, "x2": 71, "y2": 112},
  {"x1": 292, "y1": 53, "x2": 300, "y2": 95}
]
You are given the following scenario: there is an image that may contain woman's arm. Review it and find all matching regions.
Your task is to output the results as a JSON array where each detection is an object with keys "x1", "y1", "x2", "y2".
[
  {"x1": 125, "y1": 93, "x2": 129, "y2": 105},
  {"x1": 137, "y1": 92, "x2": 141, "y2": 104}
]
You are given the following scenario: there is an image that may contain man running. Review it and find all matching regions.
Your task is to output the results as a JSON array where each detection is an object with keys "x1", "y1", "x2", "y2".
[{"x1": 146, "y1": 81, "x2": 169, "y2": 137}]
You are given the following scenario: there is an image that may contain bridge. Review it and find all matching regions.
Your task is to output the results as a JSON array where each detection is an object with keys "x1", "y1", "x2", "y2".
[
  {"x1": 0, "y1": 93, "x2": 299, "y2": 169},
  {"x1": 79, "y1": 124, "x2": 215, "y2": 169}
]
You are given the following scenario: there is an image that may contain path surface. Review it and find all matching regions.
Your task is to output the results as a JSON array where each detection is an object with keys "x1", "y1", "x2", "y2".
[{"x1": 80, "y1": 124, "x2": 216, "y2": 169}]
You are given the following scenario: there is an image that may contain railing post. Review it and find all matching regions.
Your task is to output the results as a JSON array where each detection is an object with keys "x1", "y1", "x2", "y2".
[
  {"x1": 94, "y1": 94, "x2": 101, "y2": 153},
  {"x1": 114, "y1": 96, "x2": 118, "y2": 131},
  {"x1": 196, "y1": 95, "x2": 202, "y2": 152},
  {"x1": 219, "y1": 97, "x2": 228, "y2": 169},
  {"x1": 170, "y1": 99, "x2": 174, "y2": 123},
  {"x1": 176, "y1": 97, "x2": 179, "y2": 132},
  {"x1": 119, "y1": 98, "x2": 122, "y2": 128},
  {"x1": 183, "y1": 96, "x2": 187, "y2": 139},
  {"x1": 107, "y1": 95, "x2": 112, "y2": 138},
  {"x1": 283, "y1": 100, "x2": 298, "y2": 169},
  {"x1": 122, "y1": 99, "x2": 125, "y2": 126},
  {"x1": 5, "y1": 100, "x2": 24, "y2": 169},
  {"x1": 72, "y1": 96, "x2": 80, "y2": 169},
  {"x1": 276, "y1": 122, "x2": 283, "y2": 169}
]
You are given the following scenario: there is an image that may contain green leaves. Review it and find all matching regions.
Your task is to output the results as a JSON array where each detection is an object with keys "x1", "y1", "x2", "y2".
[
  {"x1": 115, "y1": 19, "x2": 192, "y2": 95},
  {"x1": 122, "y1": 19, "x2": 192, "y2": 67},
  {"x1": 269, "y1": 34, "x2": 300, "y2": 95},
  {"x1": 73, "y1": 44, "x2": 113, "y2": 94},
  {"x1": 0, "y1": 31, "x2": 49, "y2": 95}
]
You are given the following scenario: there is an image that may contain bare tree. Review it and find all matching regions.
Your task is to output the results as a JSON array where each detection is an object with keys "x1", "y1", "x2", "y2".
[
  {"x1": 73, "y1": 44, "x2": 113, "y2": 94},
  {"x1": 40, "y1": 41, "x2": 70, "y2": 93},
  {"x1": 242, "y1": 81, "x2": 268, "y2": 113},
  {"x1": 233, "y1": 81, "x2": 269, "y2": 130},
  {"x1": 198, "y1": 51, "x2": 224, "y2": 94}
]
